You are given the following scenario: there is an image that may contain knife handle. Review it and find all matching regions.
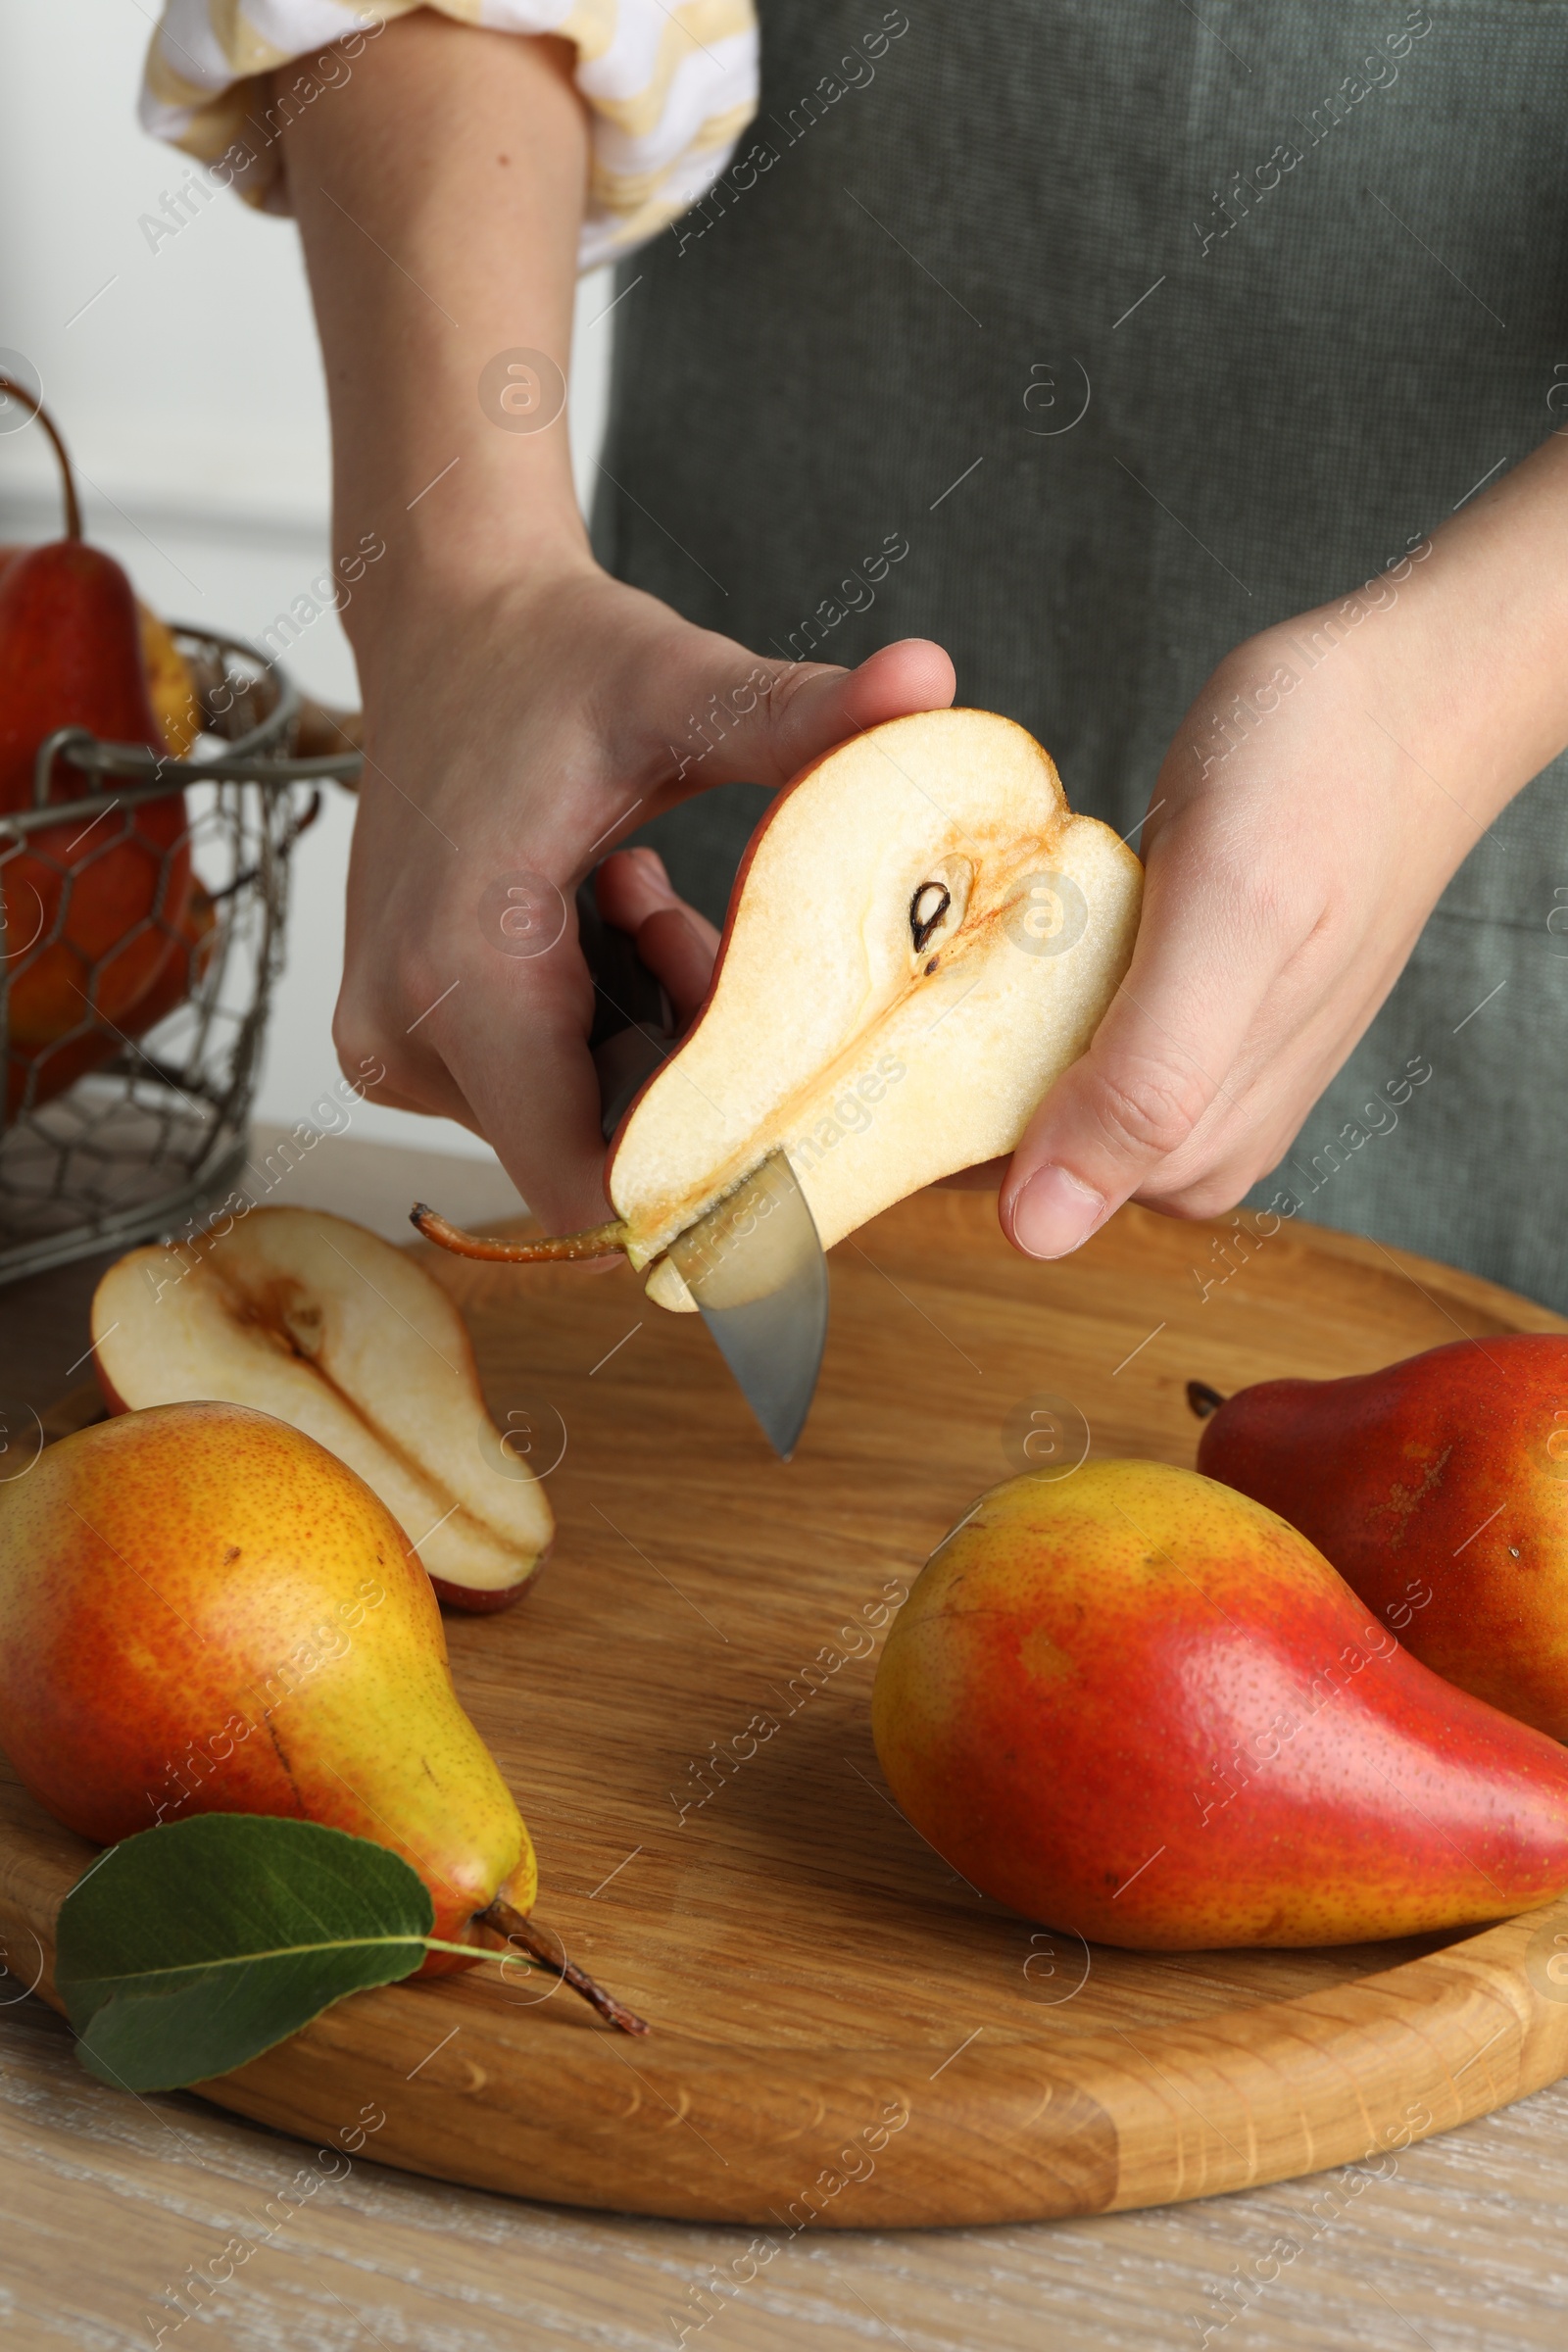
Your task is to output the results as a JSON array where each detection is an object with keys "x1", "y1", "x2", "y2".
[{"x1": 575, "y1": 879, "x2": 677, "y2": 1141}]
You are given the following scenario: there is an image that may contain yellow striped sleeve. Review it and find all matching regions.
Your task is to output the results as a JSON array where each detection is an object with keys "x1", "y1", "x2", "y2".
[{"x1": 138, "y1": 0, "x2": 759, "y2": 269}]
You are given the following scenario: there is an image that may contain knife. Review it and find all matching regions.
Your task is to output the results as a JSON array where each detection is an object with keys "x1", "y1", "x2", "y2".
[{"x1": 577, "y1": 881, "x2": 828, "y2": 1459}]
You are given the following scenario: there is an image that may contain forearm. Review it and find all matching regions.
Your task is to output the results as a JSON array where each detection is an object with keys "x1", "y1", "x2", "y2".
[
  {"x1": 1227, "y1": 431, "x2": 1568, "y2": 844},
  {"x1": 1372, "y1": 429, "x2": 1568, "y2": 812},
  {"x1": 280, "y1": 14, "x2": 592, "y2": 687}
]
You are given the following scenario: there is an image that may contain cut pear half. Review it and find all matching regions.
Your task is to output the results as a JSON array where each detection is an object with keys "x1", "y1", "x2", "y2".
[
  {"x1": 91, "y1": 1207, "x2": 554, "y2": 1608},
  {"x1": 416, "y1": 708, "x2": 1143, "y2": 1310}
]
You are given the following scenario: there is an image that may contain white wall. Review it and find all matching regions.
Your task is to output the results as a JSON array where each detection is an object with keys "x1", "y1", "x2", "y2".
[{"x1": 0, "y1": 0, "x2": 612, "y2": 1164}]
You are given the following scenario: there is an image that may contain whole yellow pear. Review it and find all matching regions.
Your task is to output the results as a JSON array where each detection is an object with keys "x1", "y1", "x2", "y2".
[{"x1": 0, "y1": 1400, "x2": 534, "y2": 1969}]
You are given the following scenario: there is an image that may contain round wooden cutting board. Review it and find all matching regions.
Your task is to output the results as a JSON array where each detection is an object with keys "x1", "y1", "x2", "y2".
[{"x1": 6, "y1": 1193, "x2": 1568, "y2": 2229}]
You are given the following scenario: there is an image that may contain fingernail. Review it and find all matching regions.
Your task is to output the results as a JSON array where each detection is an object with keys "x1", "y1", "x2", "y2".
[{"x1": 1009, "y1": 1165, "x2": 1106, "y2": 1259}]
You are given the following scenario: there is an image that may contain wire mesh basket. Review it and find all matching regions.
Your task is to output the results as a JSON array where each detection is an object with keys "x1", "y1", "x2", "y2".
[{"x1": 0, "y1": 626, "x2": 360, "y2": 1286}]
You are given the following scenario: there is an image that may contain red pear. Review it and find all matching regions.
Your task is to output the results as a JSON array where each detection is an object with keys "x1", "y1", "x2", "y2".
[
  {"x1": 0, "y1": 379, "x2": 189, "y2": 1115},
  {"x1": 1197, "y1": 1336, "x2": 1568, "y2": 1739},
  {"x1": 110, "y1": 876, "x2": 216, "y2": 1041},
  {"x1": 871, "y1": 1461, "x2": 1568, "y2": 1948}
]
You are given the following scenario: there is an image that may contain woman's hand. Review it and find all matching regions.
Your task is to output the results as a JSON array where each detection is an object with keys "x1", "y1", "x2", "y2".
[
  {"x1": 999, "y1": 429, "x2": 1568, "y2": 1256},
  {"x1": 338, "y1": 566, "x2": 952, "y2": 1232}
]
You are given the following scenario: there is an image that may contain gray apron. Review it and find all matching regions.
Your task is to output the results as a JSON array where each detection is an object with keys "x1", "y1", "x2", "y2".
[{"x1": 593, "y1": 0, "x2": 1568, "y2": 1311}]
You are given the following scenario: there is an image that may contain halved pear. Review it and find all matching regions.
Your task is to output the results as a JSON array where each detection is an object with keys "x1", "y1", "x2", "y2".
[
  {"x1": 621, "y1": 709, "x2": 1141, "y2": 1306},
  {"x1": 415, "y1": 709, "x2": 1143, "y2": 1309},
  {"x1": 90, "y1": 1207, "x2": 553, "y2": 1608}
]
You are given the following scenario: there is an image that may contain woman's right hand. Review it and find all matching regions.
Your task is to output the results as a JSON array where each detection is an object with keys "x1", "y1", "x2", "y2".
[
  {"x1": 338, "y1": 562, "x2": 954, "y2": 1234},
  {"x1": 280, "y1": 14, "x2": 952, "y2": 1234}
]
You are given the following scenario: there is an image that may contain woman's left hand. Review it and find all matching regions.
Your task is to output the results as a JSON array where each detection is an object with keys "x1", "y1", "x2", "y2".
[{"x1": 998, "y1": 429, "x2": 1568, "y2": 1257}]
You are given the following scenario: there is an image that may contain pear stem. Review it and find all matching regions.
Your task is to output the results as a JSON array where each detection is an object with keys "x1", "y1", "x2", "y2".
[
  {"x1": 411, "y1": 1203, "x2": 630, "y2": 1264},
  {"x1": 1187, "y1": 1380, "x2": 1227, "y2": 1420},
  {"x1": 476, "y1": 1897, "x2": 650, "y2": 2034},
  {"x1": 0, "y1": 373, "x2": 82, "y2": 541}
]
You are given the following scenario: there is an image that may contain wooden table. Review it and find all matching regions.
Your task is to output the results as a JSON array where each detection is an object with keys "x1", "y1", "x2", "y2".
[{"x1": 2, "y1": 1143, "x2": 1567, "y2": 2351}]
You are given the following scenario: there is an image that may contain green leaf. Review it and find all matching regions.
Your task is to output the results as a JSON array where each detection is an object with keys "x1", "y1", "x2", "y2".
[{"x1": 55, "y1": 1814, "x2": 434, "y2": 2092}]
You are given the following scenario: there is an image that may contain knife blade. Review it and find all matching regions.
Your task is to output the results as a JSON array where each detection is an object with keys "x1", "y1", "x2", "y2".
[
  {"x1": 665, "y1": 1150, "x2": 828, "y2": 1461},
  {"x1": 577, "y1": 880, "x2": 829, "y2": 1457}
]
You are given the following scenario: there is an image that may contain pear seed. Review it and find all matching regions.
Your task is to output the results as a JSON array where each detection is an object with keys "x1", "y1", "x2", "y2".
[{"x1": 910, "y1": 881, "x2": 951, "y2": 954}]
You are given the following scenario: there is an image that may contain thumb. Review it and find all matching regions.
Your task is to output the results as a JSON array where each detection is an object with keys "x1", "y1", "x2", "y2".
[
  {"x1": 680, "y1": 636, "x2": 956, "y2": 795},
  {"x1": 998, "y1": 937, "x2": 1253, "y2": 1258}
]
